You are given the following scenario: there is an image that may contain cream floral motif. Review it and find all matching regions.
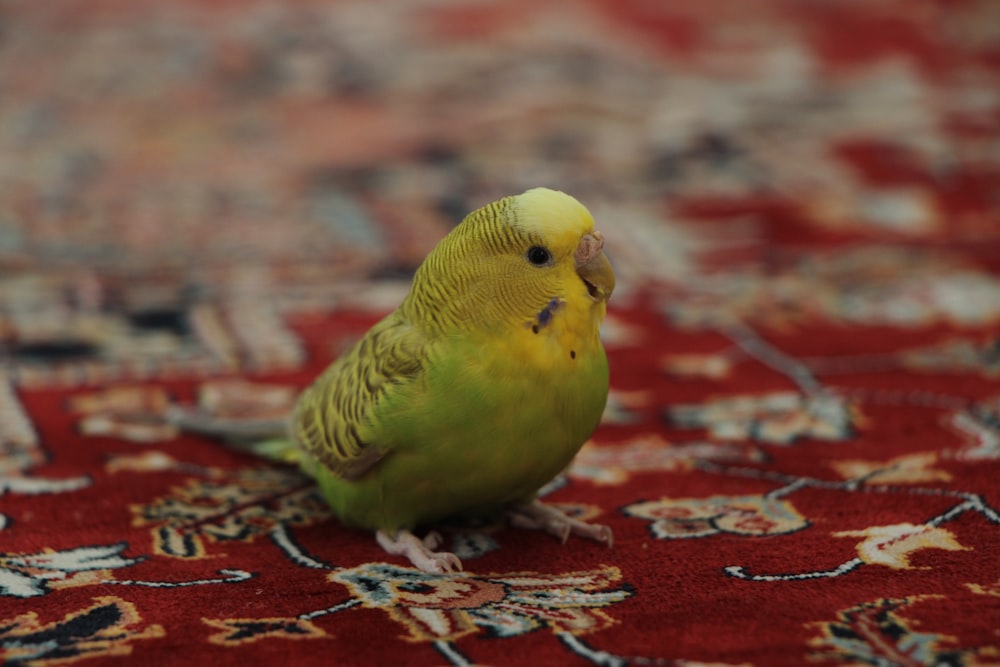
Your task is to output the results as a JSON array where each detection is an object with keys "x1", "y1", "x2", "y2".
[
  {"x1": 0, "y1": 544, "x2": 142, "y2": 598},
  {"x1": 624, "y1": 495, "x2": 808, "y2": 539},
  {"x1": 668, "y1": 391, "x2": 855, "y2": 444},
  {"x1": 833, "y1": 524, "x2": 968, "y2": 570},
  {"x1": 829, "y1": 453, "x2": 952, "y2": 484},
  {"x1": 966, "y1": 579, "x2": 1000, "y2": 598},
  {"x1": 133, "y1": 468, "x2": 329, "y2": 559},
  {"x1": 569, "y1": 436, "x2": 765, "y2": 486},
  {"x1": 945, "y1": 396, "x2": 1000, "y2": 461},
  {"x1": 901, "y1": 337, "x2": 1000, "y2": 378},
  {"x1": 331, "y1": 563, "x2": 632, "y2": 643}
]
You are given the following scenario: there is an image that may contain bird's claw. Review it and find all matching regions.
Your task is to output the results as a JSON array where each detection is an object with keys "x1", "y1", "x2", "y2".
[
  {"x1": 376, "y1": 529, "x2": 464, "y2": 573},
  {"x1": 506, "y1": 500, "x2": 614, "y2": 547},
  {"x1": 422, "y1": 530, "x2": 444, "y2": 550}
]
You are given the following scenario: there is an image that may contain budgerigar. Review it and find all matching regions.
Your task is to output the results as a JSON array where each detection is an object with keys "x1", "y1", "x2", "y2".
[{"x1": 176, "y1": 187, "x2": 615, "y2": 573}]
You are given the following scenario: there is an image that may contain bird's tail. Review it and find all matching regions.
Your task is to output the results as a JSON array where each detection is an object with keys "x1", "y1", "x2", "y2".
[{"x1": 166, "y1": 406, "x2": 301, "y2": 465}]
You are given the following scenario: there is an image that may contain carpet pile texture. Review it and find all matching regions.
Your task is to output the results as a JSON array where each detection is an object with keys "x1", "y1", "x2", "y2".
[{"x1": 2, "y1": 1, "x2": 999, "y2": 665}]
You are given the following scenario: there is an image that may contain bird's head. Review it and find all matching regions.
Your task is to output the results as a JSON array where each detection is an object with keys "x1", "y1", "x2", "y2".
[
  {"x1": 405, "y1": 187, "x2": 615, "y2": 333},
  {"x1": 512, "y1": 187, "x2": 615, "y2": 306}
]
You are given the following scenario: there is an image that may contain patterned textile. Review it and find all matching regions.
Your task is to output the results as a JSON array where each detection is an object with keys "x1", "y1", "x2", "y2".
[{"x1": 2, "y1": 1, "x2": 1000, "y2": 665}]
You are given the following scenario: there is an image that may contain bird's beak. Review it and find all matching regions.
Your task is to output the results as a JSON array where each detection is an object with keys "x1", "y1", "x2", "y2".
[{"x1": 575, "y1": 231, "x2": 615, "y2": 302}]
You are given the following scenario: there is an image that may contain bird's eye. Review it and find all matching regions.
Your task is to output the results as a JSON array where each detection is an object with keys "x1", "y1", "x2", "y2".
[{"x1": 526, "y1": 246, "x2": 551, "y2": 266}]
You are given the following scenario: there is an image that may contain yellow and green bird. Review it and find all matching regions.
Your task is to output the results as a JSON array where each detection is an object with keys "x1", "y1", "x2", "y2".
[{"x1": 177, "y1": 187, "x2": 615, "y2": 572}]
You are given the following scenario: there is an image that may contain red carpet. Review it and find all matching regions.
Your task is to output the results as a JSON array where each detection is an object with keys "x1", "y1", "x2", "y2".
[{"x1": 2, "y1": 1, "x2": 1000, "y2": 665}]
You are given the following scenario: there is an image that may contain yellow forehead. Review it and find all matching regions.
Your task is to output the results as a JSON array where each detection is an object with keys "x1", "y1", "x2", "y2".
[{"x1": 512, "y1": 188, "x2": 595, "y2": 250}]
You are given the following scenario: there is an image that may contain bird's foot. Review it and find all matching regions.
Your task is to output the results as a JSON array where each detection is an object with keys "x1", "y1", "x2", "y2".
[
  {"x1": 375, "y1": 529, "x2": 463, "y2": 574},
  {"x1": 506, "y1": 500, "x2": 613, "y2": 547}
]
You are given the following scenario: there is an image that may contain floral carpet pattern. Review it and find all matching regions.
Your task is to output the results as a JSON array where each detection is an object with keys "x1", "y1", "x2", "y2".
[{"x1": 2, "y1": 1, "x2": 1000, "y2": 665}]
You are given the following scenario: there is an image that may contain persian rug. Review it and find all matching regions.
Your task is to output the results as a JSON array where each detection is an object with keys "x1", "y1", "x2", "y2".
[{"x1": 2, "y1": 1, "x2": 999, "y2": 665}]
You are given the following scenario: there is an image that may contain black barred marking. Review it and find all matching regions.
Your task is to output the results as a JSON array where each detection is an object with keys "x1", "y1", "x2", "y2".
[
  {"x1": 570, "y1": 350, "x2": 576, "y2": 359},
  {"x1": 348, "y1": 425, "x2": 366, "y2": 453},
  {"x1": 293, "y1": 313, "x2": 426, "y2": 480},
  {"x1": 424, "y1": 306, "x2": 444, "y2": 330},
  {"x1": 403, "y1": 193, "x2": 548, "y2": 334},
  {"x1": 331, "y1": 431, "x2": 349, "y2": 461}
]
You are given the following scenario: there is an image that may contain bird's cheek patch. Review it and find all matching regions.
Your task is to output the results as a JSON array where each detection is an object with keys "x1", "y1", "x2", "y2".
[{"x1": 530, "y1": 298, "x2": 564, "y2": 333}]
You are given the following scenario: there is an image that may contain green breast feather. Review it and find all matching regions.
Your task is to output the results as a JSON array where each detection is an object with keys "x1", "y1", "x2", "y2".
[{"x1": 309, "y1": 331, "x2": 608, "y2": 533}]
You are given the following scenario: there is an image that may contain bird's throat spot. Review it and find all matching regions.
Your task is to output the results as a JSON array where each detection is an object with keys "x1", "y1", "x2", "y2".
[{"x1": 532, "y1": 297, "x2": 563, "y2": 333}]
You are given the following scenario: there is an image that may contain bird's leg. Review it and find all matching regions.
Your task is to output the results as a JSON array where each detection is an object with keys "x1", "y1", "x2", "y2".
[
  {"x1": 375, "y1": 529, "x2": 463, "y2": 574},
  {"x1": 506, "y1": 500, "x2": 613, "y2": 547}
]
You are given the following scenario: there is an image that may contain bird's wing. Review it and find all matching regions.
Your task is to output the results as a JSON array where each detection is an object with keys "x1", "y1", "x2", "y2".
[{"x1": 291, "y1": 313, "x2": 427, "y2": 480}]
